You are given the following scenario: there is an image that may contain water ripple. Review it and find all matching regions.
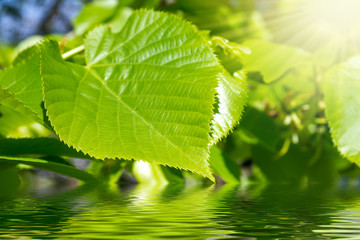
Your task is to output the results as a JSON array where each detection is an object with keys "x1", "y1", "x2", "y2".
[{"x1": 1, "y1": 183, "x2": 360, "y2": 239}]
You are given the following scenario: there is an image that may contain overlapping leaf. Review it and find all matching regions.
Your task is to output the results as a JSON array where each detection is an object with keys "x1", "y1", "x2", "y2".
[
  {"x1": 41, "y1": 10, "x2": 222, "y2": 179},
  {"x1": 324, "y1": 56, "x2": 360, "y2": 165},
  {"x1": 0, "y1": 47, "x2": 43, "y2": 122}
]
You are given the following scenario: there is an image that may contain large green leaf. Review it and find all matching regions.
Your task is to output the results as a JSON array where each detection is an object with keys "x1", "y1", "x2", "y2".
[
  {"x1": 40, "y1": 10, "x2": 221, "y2": 179},
  {"x1": 211, "y1": 70, "x2": 247, "y2": 143},
  {"x1": 242, "y1": 39, "x2": 309, "y2": 83},
  {"x1": 0, "y1": 156, "x2": 97, "y2": 183},
  {"x1": 324, "y1": 56, "x2": 360, "y2": 165}
]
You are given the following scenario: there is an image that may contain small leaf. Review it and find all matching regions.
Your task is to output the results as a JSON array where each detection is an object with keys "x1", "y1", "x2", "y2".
[
  {"x1": 324, "y1": 56, "x2": 360, "y2": 165},
  {"x1": 41, "y1": 10, "x2": 221, "y2": 179}
]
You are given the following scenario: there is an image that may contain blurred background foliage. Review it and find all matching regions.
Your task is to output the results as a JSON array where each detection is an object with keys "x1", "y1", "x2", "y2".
[{"x1": 1, "y1": 0, "x2": 359, "y2": 193}]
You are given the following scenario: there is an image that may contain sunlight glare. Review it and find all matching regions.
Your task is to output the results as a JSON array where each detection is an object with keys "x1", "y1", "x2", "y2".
[
  {"x1": 264, "y1": 0, "x2": 360, "y2": 51},
  {"x1": 312, "y1": 0, "x2": 360, "y2": 34}
]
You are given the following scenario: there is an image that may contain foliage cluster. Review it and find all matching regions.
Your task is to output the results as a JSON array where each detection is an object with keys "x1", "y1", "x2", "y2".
[{"x1": 1, "y1": 0, "x2": 360, "y2": 191}]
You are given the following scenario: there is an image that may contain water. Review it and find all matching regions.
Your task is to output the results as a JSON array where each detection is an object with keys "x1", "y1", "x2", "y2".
[{"x1": 1, "y1": 182, "x2": 360, "y2": 239}]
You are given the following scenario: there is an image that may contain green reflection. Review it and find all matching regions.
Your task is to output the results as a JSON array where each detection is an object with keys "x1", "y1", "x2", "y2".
[
  {"x1": 0, "y1": 183, "x2": 360, "y2": 239},
  {"x1": 313, "y1": 189, "x2": 360, "y2": 239}
]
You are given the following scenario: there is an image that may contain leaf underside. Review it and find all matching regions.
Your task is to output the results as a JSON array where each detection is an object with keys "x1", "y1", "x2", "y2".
[
  {"x1": 40, "y1": 10, "x2": 221, "y2": 179},
  {"x1": 211, "y1": 70, "x2": 247, "y2": 144}
]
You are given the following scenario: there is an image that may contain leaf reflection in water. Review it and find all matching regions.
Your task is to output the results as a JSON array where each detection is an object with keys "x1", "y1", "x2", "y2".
[{"x1": 0, "y1": 183, "x2": 360, "y2": 239}]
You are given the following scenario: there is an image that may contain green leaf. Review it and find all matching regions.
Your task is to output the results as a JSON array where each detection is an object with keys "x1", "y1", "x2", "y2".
[
  {"x1": 211, "y1": 70, "x2": 247, "y2": 143},
  {"x1": 324, "y1": 56, "x2": 360, "y2": 164},
  {"x1": 0, "y1": 47, "x2": 43, "y2": 122},
  {"x1": 40, "y1": 10, "x2": 221, "y2": 179},
  {"x1": 242, "y1": 40, "x2": 309, "y2": 83},
  {"x1": 0, "y1": 156, "x2": 98, "y2": 183},
  {"x1": 209, "y1": 146, "x2": 240, "y2": 183}
]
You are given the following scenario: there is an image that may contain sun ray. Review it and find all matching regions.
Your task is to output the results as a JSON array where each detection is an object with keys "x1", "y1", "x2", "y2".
[{"x1": 258, "y1": 0, "x2": 360, "y2": 56}]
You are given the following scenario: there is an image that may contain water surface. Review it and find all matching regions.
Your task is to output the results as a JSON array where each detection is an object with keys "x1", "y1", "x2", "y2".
[{"x1": 1, "y1": 182, "x2": 360, "y2": 239}]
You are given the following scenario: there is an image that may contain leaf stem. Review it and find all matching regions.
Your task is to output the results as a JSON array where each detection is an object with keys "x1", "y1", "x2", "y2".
[{"x1": 61, "y1": 45, "x2": 85, "y2": 60}]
